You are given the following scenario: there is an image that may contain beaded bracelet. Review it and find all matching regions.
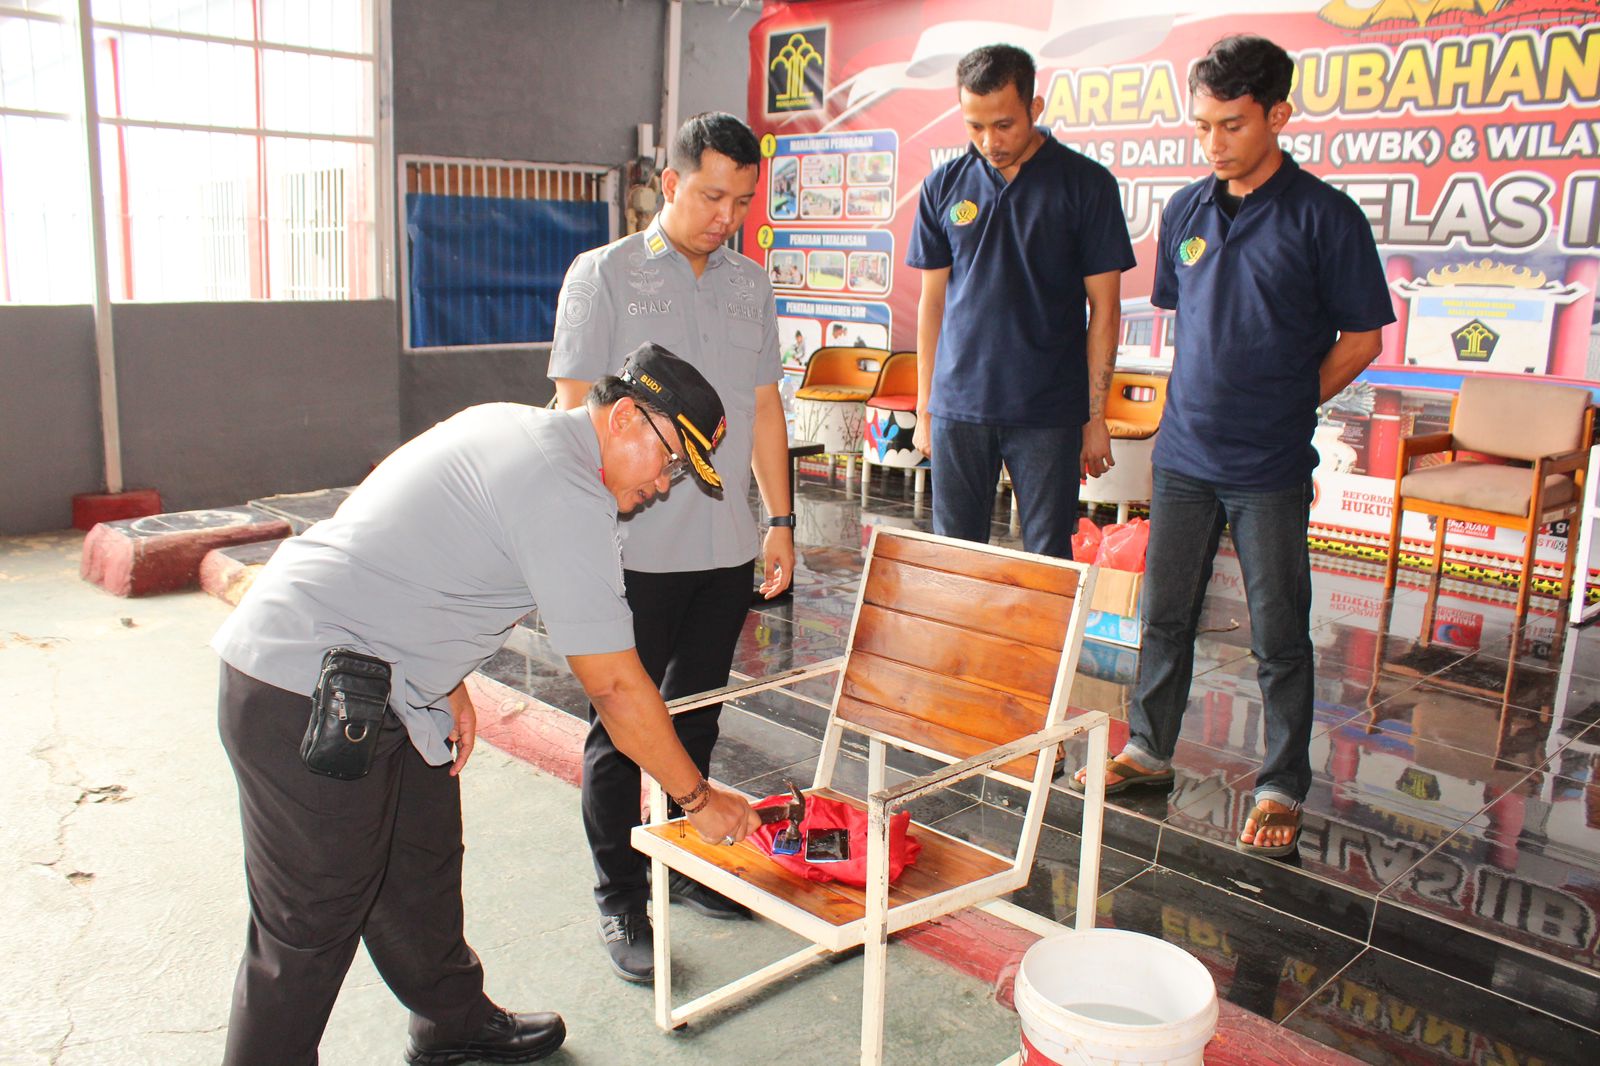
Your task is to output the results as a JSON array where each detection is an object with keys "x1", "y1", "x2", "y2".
[{"x1": 671, "y1": 777, "x2": 711, "y2": 814}]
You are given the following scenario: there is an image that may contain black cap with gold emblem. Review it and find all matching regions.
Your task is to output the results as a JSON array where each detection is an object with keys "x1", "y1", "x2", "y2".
[{"x1": 617, "y1": 342, "x2": 728, "y2": 493}]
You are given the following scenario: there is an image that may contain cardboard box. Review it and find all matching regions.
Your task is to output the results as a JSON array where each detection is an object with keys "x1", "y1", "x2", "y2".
[{"x1": 1084, "y1": 566, "x2": 1143, "y2": 648}]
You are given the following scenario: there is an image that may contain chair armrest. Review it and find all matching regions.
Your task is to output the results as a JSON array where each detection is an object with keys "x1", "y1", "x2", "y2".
[
  {"x1": 665, "y1": 657, "x2": 844, "y2": 715},
  {"x1": 1539, "y1": 447, "x2": 1592, "y2": 477},
  {"x1": 1399, "y1": 432, "x2": 1453, "y2": 461},
  {"x1": 871, "y1": 714, "x2": 1108, "y2": 809}
]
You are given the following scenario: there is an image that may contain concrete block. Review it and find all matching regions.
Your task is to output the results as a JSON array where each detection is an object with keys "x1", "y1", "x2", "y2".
[
  {"x1": 71, "y1": 489, "x2": 163, "y2": 531},
  {"x1": 198, "y1": 538, "x2": 285, "y2": 606},
  {"x1": 81, "y1": 508, "x2": 290, "y2": 597}
]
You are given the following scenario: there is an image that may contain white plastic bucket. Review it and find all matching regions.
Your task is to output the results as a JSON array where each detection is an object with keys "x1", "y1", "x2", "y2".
[{"x1": 1015, "y1": 929, "x2": 1218, "y2": 1065}]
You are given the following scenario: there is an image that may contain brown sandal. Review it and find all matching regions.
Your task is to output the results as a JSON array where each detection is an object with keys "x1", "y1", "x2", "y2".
[
  {"x1": 1237, "y1": 803, "x2": 1301, "y2": 857},
  {"x1": 1068, "y1": 757, "x2": 1174, "y2": 796}
]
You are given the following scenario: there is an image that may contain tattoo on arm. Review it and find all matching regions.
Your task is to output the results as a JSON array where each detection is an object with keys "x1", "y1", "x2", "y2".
[{"x1": 1088, "y1": 362, "x2": 1114, "y2": 420}]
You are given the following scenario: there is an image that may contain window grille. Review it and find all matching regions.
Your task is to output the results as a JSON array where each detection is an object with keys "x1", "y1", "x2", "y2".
[{"x1": 400, "y1": 155, "x2": 618, "y2": 350}]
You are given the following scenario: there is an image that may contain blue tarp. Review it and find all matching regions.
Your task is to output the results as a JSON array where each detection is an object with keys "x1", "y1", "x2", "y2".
[{"x1": 406, "y1": 193, "x2": 608, "y2": 347}]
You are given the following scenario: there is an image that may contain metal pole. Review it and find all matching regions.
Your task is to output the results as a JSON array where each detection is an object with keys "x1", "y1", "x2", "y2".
[
  {"x1": 76, "y1": 0, "x2": 123, "y2": 493},
  {"x1": 660, "y1": 0, "x2": 682, "y2": 163}
]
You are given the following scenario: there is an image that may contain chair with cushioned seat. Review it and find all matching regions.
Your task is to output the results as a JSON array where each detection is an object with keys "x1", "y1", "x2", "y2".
[
  {"x1": 1383, "y1": 375, "x2": 1594, "y2": 622},
  {"x1": 793, "y1": 347, "x2": 883, "y2": 478},
  {"x1": 1080, "y1": 371, "x2": 1168, "y2": 523},
  {"x1": 860, "y1": 351, "x2": 928, "y2": 502}
]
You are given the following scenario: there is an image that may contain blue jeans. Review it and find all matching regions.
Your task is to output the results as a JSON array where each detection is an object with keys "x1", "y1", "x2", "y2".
[
  {"x1": 930, "y1": 416, "x2": 1083, "y2": 559},
  {"x1": 1124, "y1": 467, "x2": 1314, "y2": 806}
]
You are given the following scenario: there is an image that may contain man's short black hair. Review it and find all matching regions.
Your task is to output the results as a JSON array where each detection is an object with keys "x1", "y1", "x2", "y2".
[
  {"x1": 586, "y1": 375, "x2": 666, "y2": 420},
  {"x1": 957, "y1": 44, "x2": 1036, "y2": 103},
  {"x1": 1189, "y1": 35, "x2": 1294, "y2": 110},
  {"x1": 669, "y1": 112, "x2": 759, "y2": 172}
]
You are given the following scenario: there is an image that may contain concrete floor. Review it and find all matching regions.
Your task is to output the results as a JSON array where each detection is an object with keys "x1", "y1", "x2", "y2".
[{"x1": 0, "y1": 532, "x2": 1019, "y2": 1065}]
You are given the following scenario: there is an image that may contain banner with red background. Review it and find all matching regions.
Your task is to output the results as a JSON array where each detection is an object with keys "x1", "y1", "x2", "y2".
[{"x1": 746, "y1": 0, "x2": 1600, "y2": 579}]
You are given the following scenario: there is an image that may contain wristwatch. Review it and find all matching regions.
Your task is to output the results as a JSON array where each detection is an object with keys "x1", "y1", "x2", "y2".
[{"x1": 766, "y1": 514, "x2": 796, "y2": 528}]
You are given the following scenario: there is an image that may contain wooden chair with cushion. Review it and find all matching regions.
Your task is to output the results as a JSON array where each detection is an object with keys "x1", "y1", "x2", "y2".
[
  {"x1": 793, "y1": 346, "x2": 884, "y2": 477},
  {"x1": 1384, "y1": 376, "x2": 1594, "y2": 622},
  {"x1": 632, "y1": 528, "x2": 1111, "y2": 1066},
  {"x1": 860, "y1": 350, "x2": 928, "y2": 502},
  {"x1": 1080, "y1": 371, "x2": 1168, "y2": 523}
]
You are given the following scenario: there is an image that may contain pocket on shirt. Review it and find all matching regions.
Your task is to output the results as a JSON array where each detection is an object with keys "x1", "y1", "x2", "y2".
[{"x1": 727, "y1": 319, "x2": 764, "y2": 353}]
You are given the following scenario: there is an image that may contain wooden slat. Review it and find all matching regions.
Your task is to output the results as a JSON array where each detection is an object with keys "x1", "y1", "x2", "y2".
[
  {"x1": 840, "y1": 651, "x2": 1049, "y2": 747},
  {"x1": 836, "y1": 696, "x2": 1043, "y2": 779},
  {"x1": 850, "y1": 603, "x2": 1061, "y2": 700},
  {"x1": 640, "y1": 788, "x2": 1011, "y2": 929},
  {"x1": 861, "y1": 556, "x2": 1070, "y2": 648},
  {"x1": 871, "y1": 532, "x2": 1080, "y2": 598}
]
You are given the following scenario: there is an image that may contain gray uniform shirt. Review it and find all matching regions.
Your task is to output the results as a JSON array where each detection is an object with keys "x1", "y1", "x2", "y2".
[
  {"x1": 211, "y1": 404, "x2": 634, "y2": 766},
  {"x1": 549, "y1": 217, "x2": 782, "y2": 573}
]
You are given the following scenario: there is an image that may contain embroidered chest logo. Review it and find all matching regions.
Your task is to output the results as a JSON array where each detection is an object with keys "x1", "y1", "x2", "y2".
[
  {"x1": 627, "y1": 252, "x2": 665, "y2": 297},
  {"x1": 1178, "y1": 236, "x2": 1207, "y2": 266},
  {"x1": 724, "y1": 263, "x2": 763, "y2": 322},
  {"x1": 949, "y1": 200, "x2": 979, "y2": 227}
]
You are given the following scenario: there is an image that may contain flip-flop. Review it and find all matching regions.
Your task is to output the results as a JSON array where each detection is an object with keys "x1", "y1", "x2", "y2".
[
  {"x1": 1237, "y1": 803, "x2": 1301, "y2": 857},
  {"x1": 1066, "y1": 757, "x2": 1175, "y2": 796}
]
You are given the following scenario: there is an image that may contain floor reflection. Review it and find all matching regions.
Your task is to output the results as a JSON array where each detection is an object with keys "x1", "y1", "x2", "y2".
[{"x1": 468, "y1": 468, "x2": 1600, "y2": 1064}]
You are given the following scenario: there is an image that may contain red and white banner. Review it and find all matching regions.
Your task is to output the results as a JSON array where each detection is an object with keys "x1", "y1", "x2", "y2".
[{"x1": 747, "y1": 0, "x2": 1600, "y2": 574}]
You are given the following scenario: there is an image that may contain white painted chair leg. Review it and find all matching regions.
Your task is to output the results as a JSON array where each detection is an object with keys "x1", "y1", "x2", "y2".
[
  {"x1": 860, "y1": 799, "x2": 892, "y2": 1066},
  {"x1": 914, "y1": 467, "x2": 926, "y2": 495},
  {"x1": 1117, "y1": 501, "x2": 1129, "y2": 524},
  {"x1": 649, "y1": 784, "x2": 675, "y2": 1030}
]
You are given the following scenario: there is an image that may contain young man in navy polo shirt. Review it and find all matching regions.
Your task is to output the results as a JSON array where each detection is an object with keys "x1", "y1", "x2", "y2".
[
  {"x1": 1072, "y1": 35, "x2": 1393, "y2": 856},
  {"x1": 907, "y1": 44, "x2": 1135, "y2": 558}
]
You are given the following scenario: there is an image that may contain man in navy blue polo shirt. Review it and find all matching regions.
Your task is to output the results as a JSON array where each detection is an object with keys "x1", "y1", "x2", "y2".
[
  {"x1": 1071, "y1": 35, "x2": 1393, "y2": 857},
  {"x1": 907, "y1": 44, "x2": 1135, "y2": 558}
]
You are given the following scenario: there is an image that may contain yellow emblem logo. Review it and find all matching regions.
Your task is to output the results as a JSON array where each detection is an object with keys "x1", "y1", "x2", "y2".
[
  {"x1": 949, "y1": 200, "x2": 979, "y2": 227},
  {"x1": 1178, "y1": 236, "x2": 1207, "y2": 266}
]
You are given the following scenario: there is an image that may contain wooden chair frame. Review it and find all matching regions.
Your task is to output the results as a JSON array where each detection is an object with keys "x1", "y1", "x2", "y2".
[
  {"x1": 631, "y1": 529, "x2": 1111, "y2": 1066},
  {"x1": 1383, "y1": 395, "x2": 1595, "y2": 622}
]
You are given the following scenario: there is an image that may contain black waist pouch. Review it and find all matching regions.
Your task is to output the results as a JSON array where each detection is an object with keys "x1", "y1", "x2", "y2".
[{"x1": 300, "y1": 648, "x2": 392, "y2": 780}]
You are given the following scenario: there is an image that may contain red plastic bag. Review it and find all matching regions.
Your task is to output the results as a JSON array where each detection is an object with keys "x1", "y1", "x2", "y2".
[
  {"x1": 749, "y1": 793, "x2": 922, "y2": 887},
  {"x1": 1071, "y1": 517, "x2": 1102, "y2": 564},
  {"x1": 1099, "y1": 518, "x2": 1149, "y2": 573}
]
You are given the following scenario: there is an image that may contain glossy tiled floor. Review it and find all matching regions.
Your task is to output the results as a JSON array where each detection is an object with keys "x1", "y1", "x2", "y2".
[{"x1": 474, "y1": 465, "x2": 1600, "y2": 1066}]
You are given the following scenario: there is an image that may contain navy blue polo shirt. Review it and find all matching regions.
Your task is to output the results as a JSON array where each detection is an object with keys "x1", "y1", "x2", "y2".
[
  {"x1": 907, "y1": 132, "x2": 1135, "y2": 427},
  {"x1": 1152, "y1": 156, "x2": 1394, "y2": 490}
]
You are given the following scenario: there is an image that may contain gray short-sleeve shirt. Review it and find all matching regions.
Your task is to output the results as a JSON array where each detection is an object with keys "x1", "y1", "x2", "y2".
[
  {"x1": 211, "y1": 404, "x2": 634, "y2": 766},
  {"x1": 549, "y1": 217, "x2": 782, "y2": 572}
]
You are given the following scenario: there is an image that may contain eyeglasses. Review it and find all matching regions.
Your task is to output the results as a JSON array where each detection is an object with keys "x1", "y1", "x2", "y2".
[{"x1": 641, "y1": 412, "x2": 689, "y2": 483}]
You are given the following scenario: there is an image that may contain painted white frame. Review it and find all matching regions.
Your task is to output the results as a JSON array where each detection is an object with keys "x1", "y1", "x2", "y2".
[{"x1": 631, "y1": 527, "x2": 1110, "y2": 1066}]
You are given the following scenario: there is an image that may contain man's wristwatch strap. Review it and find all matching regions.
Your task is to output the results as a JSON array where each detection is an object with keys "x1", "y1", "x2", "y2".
[{"x1": 767, "y1": 514, "x2": 796, "y2": 528}]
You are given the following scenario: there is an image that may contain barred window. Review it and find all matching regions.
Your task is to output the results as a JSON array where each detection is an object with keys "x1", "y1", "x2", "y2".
[{"x1": 0, "y1": 0, "x2": 384, "y2": 304}]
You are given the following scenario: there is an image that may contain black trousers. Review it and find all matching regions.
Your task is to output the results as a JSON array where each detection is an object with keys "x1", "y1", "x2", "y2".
[
  {"x1": 582, "y1": 561, "x2": 754, "y2": 915},
  {"x1": 217, "y1": 663, "x2": 491, "y2": 1065}
]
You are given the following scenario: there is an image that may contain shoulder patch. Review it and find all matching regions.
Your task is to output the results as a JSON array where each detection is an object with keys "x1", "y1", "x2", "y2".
[
  {"x1": 560, "y1": 279, "x2": 597, "y2": 327},
  {"x1": 645, "y1": 232, "x2": 668, "y2": 257}
]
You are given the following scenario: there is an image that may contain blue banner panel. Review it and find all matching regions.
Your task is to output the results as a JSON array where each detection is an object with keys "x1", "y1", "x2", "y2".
[{"x1": 406, "y1": 193, "x2": 608, "y2": 347}]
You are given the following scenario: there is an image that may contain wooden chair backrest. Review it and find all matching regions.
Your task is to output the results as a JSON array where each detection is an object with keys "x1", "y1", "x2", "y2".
[
  {"x1": 834, "y1": 530, "x2": 1083, "y2": 779},
  {"x1": 802, "y1": 346, "x2": 886, "y2": 391},
  {"x1": 872, "y1": 351, "x2": 919, "y2": 398}
]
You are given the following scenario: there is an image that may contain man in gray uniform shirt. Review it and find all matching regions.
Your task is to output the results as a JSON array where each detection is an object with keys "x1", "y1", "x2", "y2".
[
  {"x1": 549, "y1": 113, "x2": 792, "y2": 982},
  {"x1": 212, "y1": 345, "x2": 760, "y2": 1066}
]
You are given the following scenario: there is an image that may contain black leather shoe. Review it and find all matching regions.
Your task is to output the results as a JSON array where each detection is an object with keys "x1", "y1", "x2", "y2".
[
  {"x1": 404, "y1": 1006, "x2": 565, "y2": 1064},
  {"x1": 599, "y1": 912, "x2": 654, "y2": 983},
  {"x1": 668, "y1": 871, "x2": 752, "y2": 920}
]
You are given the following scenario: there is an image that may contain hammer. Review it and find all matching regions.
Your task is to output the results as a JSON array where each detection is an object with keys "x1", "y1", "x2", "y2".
[{"x1": 758, "y1": 781, "x2": 806, "y2": 855}]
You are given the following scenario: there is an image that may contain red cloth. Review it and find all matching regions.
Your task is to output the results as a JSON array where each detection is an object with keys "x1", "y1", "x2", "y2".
[{"x1": 749, "y1": 793, "x2": 922, "y2": 887}]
